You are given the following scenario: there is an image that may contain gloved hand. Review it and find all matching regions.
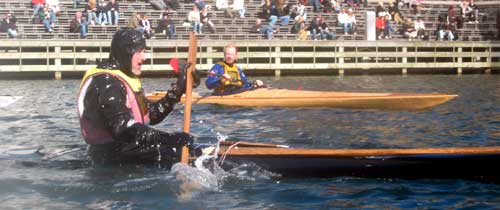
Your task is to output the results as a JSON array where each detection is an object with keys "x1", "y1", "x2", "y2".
[
  {"x1": 252, "y1": 80, "x2": 267, "y2": 89},
  {"x1": 171, "y1": 60, "x2": 201, "y2": 100},
  {"x1": 160, "y1": 132, "x2": 194, "y2": 148}
]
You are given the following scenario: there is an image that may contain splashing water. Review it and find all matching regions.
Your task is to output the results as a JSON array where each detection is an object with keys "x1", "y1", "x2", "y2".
[
  {"x1": 169, "y1": 132, "x2": 280, "y2": 200},
  {"x1": 169, "y1": 133, "x2": 229, "y2": 200},
  {"x1": 194, "y1": 132, "x2": 227, "y2": 173}
]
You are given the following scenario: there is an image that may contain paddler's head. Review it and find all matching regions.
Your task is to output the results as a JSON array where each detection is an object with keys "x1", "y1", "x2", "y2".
[
  {"x1": 109, "y1": 29, "x2": 147, "y2": 76},
  {"x1": 223, "y1": 44, "x2": 238, "y2": 66}
]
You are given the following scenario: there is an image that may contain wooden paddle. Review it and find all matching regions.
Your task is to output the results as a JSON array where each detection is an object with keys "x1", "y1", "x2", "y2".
[{"x1": 180, "y1": 32, "x2": 197, "y2": 164}]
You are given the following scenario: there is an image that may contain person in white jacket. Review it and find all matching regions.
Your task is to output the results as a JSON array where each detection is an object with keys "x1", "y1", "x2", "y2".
[
  {"x1": 337, "y1": 8, "x2": 349, "y2": 34},
  {"x1": 187, "y1": 6, "x2": 202, "y2": 34},
  {"x1": 414, "y1": 17, "x2": 426, "y2": 39},
  {"x1": 231, "y1": 0, "x2": 245, "y2": 18}
]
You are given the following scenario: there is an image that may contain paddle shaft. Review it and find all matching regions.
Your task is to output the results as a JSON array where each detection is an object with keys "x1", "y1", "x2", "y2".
[{"x1": 181, "y1": 32, "x2": 197, "y2": 164}]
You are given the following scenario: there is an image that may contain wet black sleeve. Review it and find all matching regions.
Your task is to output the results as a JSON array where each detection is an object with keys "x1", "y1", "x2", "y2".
[
  {"x1": 146, "y1": 92, "x2": 178, "y2": 125},
  {"x1": 93, "y1": 75, "x2": 182, "y2": 147}
]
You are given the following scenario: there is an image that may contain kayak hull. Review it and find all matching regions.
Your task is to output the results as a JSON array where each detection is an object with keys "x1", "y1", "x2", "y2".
[
  {"x1": 147, "y1": 89, "x2": 457, "y2": 110},
  {"x1": 212, "y1": 145, "x2": 500, "y2": 182}
]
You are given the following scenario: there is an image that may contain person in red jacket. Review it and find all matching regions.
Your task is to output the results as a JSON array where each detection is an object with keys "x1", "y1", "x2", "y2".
[{"x1": 375, "y1": 14, "x2": 385, "y2": 39}]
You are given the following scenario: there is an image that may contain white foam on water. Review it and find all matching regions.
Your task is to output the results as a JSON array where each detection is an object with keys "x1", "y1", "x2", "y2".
[
  {"x1": 170, "y1": 162, "x2": 220, "y2": 201},
  {"x1": 0, "y1": 96, "x2": 22, "y2": 108},
  {"x1": 169, "y1": 133, "x2": 229, "y2": 200},
  {"x1": 169, "y1": 132, "x2": 281, "y2": 200},
  {"x1": 0, "y1": 145, "x2": 40, "y2": 156}
]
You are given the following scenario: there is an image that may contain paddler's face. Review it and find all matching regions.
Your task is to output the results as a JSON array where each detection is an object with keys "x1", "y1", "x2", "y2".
[
  {"x1": 131, "y1": 49, "x2": 146, "y2": 76},
  {"x1": 224, "y1": 47, "x2": 237, "y2": 65}
]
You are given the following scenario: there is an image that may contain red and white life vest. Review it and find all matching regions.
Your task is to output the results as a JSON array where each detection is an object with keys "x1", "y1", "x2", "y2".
[{"x1": 77, "y1": 68, "x2": 150, "y2": 145}]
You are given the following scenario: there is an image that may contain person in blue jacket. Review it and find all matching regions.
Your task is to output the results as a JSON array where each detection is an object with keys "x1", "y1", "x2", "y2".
[{"x1": 205, "y1": 44, "x2": 265, "y2": 95}]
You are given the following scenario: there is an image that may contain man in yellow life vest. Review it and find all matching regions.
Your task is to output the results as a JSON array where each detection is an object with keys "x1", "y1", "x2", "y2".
[
  {"x1": 77, "y1": 29, "x2": 199, "y2": 166},
  {"x1": 205, "y1": 44, "x2": 265, "y2": 95}
]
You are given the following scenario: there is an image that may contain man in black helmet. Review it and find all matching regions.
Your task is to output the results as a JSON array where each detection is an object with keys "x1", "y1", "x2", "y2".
[{"x1": 77, "y1": 29, "x2": 199, "y2": 166}]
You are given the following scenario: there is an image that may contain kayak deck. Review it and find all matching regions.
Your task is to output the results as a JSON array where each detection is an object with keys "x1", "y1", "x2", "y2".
[
  {"x1": 206, "y1": 143, "x2": 500, "y2": 181},
  {"x1": 146, "y1": 89, "x2": 457, "y2": 110}
]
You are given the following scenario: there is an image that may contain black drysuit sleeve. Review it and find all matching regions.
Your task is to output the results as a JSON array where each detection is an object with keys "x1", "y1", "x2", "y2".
[{"x1": 91, "y1": 74, "x2": 190, "y2": 148}]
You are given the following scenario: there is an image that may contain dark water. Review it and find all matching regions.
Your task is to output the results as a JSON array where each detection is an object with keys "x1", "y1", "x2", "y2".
[{"x1": 0, "y1": 75, "x2": 499, "y2": 209}]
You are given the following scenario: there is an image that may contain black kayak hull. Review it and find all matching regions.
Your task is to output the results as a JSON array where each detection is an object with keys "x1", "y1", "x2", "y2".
[{"x1": 213, "y1": 146, "x2": 500, "y2": 182}]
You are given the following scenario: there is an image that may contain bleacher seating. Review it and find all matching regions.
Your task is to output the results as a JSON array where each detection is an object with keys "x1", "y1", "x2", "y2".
[{"x1": 0, "y1": 0, "x2": 497, "y2": 41}]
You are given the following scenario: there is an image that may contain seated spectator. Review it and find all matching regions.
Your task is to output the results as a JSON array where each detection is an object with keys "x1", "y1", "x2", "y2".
[
  {"x1": 200, "y1": 7, "x2": 215, "y2": 33},
  {"x1": 414, "y1": 17, "x2": 426, "y2": 39},
  {"x1": 402, "y1": 17, "x2": 417, "y2": 40},
  {"x1": 141, "y1": 15, "x2": 153, "y2": 39},
  {"x1": 127, "y1": 13, "x2": 144, "y2": 33},
  {"x1": 375, "y1": 14, "x2": 385, "y2": 39},
  {"x1": 188, "y1": 6, "x2": 202, "y2": 34},
  {"x1": 318, "y1": 16, "x2": 335, "y2": 40},
  {"x1": 346, "y1": 8, "x2": 357, "y2": 35},
  {"x1": 39, "y1": 6, "x2": 55, "y2": 33},
  {"x1": 156, "y1": 13, "x2": 176, "y2": 39},
  {"x1": 1, "y1": 11, "x2": 17, "y2": 38},
  {"x1": 293, "y1": 16, "x2": 308, "y2": 40},
  {"x1": 32, "y1": 0, "x2": 45, "y2": 18},
  {"x1": 69, "y1": 11, "x2": 88, "y2": 38},
  {"x1": 251, "y1": 18, "x2": 275, "y2": 40},
  {"x1": 97, "y1": 0, "x2": 108, "y2": 25},
  {"x1": 447, "y1": 5, "x2": 463, "y2": 29},
  {"x1": 107, "y1": 0, "x2": 120, "y2": 25},
  {"x1": 459, "y1": 0, "x2": 470, "y2": 18},
  {"x1": 388, "y1": 0, "x2": 403, "y2": 25},
  {"x1": 268, "y1": 0, "x2": 290, "y2": 27},
  {"x1": 46, "y1": 0, "x2": 61, "y2": 16},
  {"x1": 290, "y1": 15, "x2": 302, "y2": 33},
  {"x1": 292, "y1": 0, "x2": 307, "y2": 22},
  {"x1": 41, "y1": 2, "x2": 58, "y2": 27},
  {"x1": 216, "y1": 0, "x2": 233, "y2": 18},
  {"x1": 96, "y1": 0, "x2": 109, "y2": 26},
  {"x1": 437, "y1": 22, "x2": 455, "y2": 41},
  {"x1": 258, "y1": 0, "x2": 271, "y2": 20},
  {"x1": 309, "y1": 16, "x2": 320, "y2": 40},
  {"x1": 467, "y1": 0, "x2": 479, "y2": 23},
  {"x1": 383, "y1": 14, "x2": 394, "y2": 39},
  {"x1": 337, "y1": 7, "x2": 349, "y2": 34},
  {"x1": 231, "y1": 0, "x2": 246, "y2": 18},
  {"x1": 86, "y1": 0, "x2": 99, "y2": 25},
  {"x1": 375, "y1": 1, "x2": 387, "y2": 18}
]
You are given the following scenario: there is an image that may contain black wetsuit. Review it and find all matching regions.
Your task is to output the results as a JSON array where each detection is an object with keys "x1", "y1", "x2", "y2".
[{"x1": 81, "y1": 61, "x2": 189, "y2": 166}]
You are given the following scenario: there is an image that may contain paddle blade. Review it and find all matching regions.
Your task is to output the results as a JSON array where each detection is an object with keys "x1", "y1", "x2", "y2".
[{"x1": 169, "y1": 58, "x2": 179, "y2": 73}]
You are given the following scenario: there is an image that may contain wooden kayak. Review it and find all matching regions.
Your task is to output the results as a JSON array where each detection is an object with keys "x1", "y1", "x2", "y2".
[
  {"x1": 198, "y1": 141, "x2": 500, "y2": 182},
  {"x1": 146, "y1": 88, "x2": 457, "y2": 110}
]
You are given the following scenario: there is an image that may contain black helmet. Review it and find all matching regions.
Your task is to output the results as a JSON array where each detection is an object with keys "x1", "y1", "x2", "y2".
[{"x1": 109, "y1": 29, "x2": 146, "y2": 74}]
